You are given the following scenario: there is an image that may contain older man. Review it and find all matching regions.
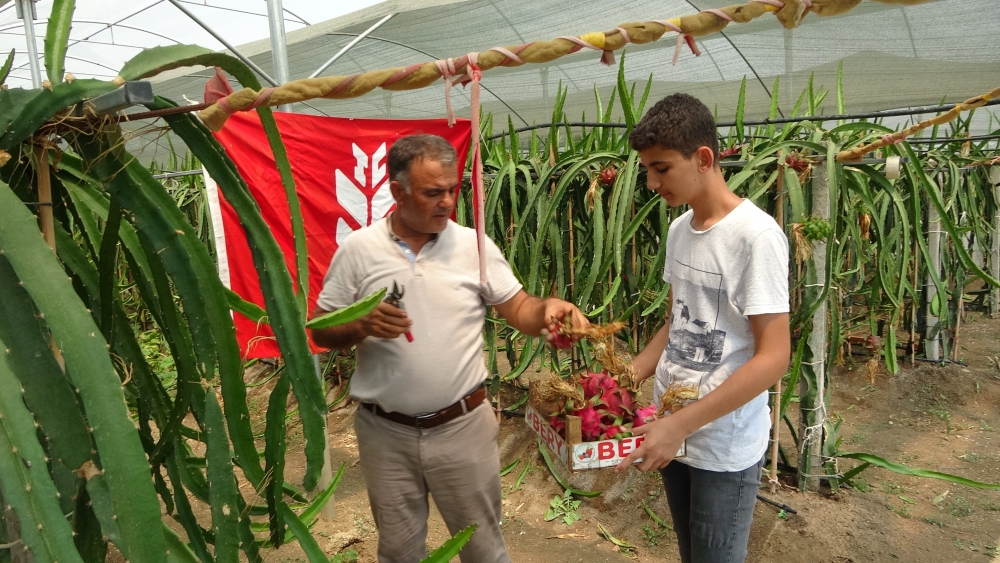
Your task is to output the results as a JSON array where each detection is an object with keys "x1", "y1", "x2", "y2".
[{"x1": 311, "y1": 134, "x2": 587, "y2": 563}]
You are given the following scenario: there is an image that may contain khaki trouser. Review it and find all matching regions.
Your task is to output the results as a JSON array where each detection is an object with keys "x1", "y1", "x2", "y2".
[{"x1": 354, "y1": 400, "x2": 511, "y2": 563}]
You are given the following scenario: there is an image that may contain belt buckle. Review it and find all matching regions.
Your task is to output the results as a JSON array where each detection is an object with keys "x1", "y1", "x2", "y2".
[{"x1": 413, "y1": 411, "x2": 439, "y2": 428}]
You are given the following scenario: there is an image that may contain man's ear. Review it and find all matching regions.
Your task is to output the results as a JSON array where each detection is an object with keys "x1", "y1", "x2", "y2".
[
  {"x1": 696, "y1": 146, "x2": 716, "y2": 171},
  {"x1": 389, "y1": 179, "x2": 406, "y2": 204}
]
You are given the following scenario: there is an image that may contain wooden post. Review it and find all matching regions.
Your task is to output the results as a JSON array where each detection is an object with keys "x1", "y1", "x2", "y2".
[
  {"x1": 798, "y1": 162, "x2": 828, "y2": 493},
  {"x1": 990, "y1": 166, "x2": 1000, "y2": 318},
  {"x1": 34, "y1": 146, "x2": 54, "y2": 253},
  {"x1": 771, "y1": 157, "x2": 785, "y2": 494},
  {"x1": 925, "y1": 198, "x2": 942, "y2": 361},
  {"x1": 313, "y1": 355, "x2": 336, "y2": 520}
]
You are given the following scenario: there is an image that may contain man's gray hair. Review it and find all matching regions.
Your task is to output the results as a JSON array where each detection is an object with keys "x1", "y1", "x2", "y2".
[{"x1": 388, "y1": 134, "x2": 458, "y2": 193}]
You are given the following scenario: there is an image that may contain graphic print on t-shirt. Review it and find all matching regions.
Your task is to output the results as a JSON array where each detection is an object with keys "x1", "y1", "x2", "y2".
[{"x1": 666, "y1": 260, "x2": 728, "y2": 373}]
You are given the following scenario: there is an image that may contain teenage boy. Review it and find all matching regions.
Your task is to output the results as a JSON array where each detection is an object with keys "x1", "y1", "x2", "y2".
[{"x1": 617, "y1": 93, "x2": 791, "y2": 563}]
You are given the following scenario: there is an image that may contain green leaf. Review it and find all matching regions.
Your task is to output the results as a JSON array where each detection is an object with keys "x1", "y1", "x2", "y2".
[
  {"x1": 500, "y1": 459, "x2": 521, "y2": 477},
  {"x1": 205, "y1": 391, "x2": 240, "y2": 563},
  {"x1": 0, "y1": 79, "x2": 115, "y2": 150},
  {"x1": 159, "y1": 104, "x2": 324, "y2": 490},
  {"x1": 306, "y1": 287, "x2": 387, "y2": 329},
  {"x1": 421, "y1": 525, "x2": 477, "y2": 563},
  {"x1": 537, "y1": 439, "x2": 601, "y2": 497},
  {"x1": 264, "y1": 373, "x2": 290, "y2": 546},
  {"x1": 0, "y1": 181, "x2": 167, "y2": 563},
  {"x1": 0, "y1": 334, "x2": 86, "y2": 563},
  {"x1": 226, "y1": 287, "x2": 269, "y2": 324},
  {"x1": 735, "y1": 76, "x2": 746, "y2": 144},
  {"x1": 280, "y1": 504, "x2": 327, "y2": 563},
  {"x1": 118, "y1": 45, "x2": 217, "y2": 82},
  {"x1": 0, "y1": 48, "x2": 14, "y2": 85},
  {"x1": 44, "y1": 0, "x2": 75, "y2": 84},
  {"x1": 836, "y1": 452, "x2": 1000, "y2": 489}
]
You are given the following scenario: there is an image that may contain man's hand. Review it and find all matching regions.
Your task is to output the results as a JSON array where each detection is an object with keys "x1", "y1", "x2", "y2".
[
  {"x1": 494, "y1": 291, "x2": 588, "y2": 337},
  {"x1": 359, "y1": 301, "x2": 412, "y2": 339},
  {"x1": 544, "y1": 297, "x2": 590, "y2": 331},
  {"x1": 615, "y1": 416, "x2": 687, "y2": 473}
]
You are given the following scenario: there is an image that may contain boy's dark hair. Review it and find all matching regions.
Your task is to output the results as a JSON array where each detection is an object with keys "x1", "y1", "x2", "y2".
[{"x1": 629, "y1": 93, "x2": 719, "y2": 166}]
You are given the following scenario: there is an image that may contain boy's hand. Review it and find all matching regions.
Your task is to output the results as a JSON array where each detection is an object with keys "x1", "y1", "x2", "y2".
[{"x1": 615, "y1": 416, "x2": 687, "y2": 472}]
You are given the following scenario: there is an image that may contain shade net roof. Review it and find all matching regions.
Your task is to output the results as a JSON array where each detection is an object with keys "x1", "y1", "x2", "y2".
[{"x1": 2, "y1": 0, "x2": 999, "y2": 159}]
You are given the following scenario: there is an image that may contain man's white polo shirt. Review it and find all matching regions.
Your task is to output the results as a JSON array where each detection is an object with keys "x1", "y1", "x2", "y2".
[{"x1": 316, "y1": 217, "x2": 522, "y2": 416}]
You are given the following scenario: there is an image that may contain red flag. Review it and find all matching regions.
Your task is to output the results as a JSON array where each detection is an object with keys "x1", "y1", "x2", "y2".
[{"x1": 209, "y1": 111, "x2": 472, "y2": 358}]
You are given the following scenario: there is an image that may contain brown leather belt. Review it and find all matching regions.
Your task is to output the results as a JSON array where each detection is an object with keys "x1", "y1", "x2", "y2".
[{"x1": 361, "y1": 386, "x2": 487, "y2": 429}]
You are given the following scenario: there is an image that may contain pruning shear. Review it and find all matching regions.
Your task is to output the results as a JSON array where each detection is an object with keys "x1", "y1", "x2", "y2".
[{"x1": 386, "y1": 281, "x2": 414, "y2": 342}]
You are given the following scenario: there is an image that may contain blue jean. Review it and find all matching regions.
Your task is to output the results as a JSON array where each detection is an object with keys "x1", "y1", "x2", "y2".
[{"x1": 659, "y1": 458, "x2": 763, "y2": 563}]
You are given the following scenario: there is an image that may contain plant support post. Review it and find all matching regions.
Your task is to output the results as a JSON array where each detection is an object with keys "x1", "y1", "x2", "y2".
[
  {"x1": 312, "y1": 355, "x2": 336, "y2": 520},
  {"x1": 798, "y1": 162, "x2": 828, "y2": 493},
  {"x1": 925, "y1": 200, "x2": 942, "y2": 360},
  {"x1": 990, "y1": 166, "x2": 1000, "y2": 318}
]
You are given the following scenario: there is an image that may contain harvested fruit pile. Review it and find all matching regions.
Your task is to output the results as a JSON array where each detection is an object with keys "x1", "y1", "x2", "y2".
[{"x1": 535, "y1": 319, "x2": 656, "y2": 441}]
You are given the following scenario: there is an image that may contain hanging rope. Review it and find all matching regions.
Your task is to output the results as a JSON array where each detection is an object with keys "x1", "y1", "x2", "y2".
[
  {"x1": 191, "y1": 0, "x2": 935, "y2": 132},
  {"x1": 836, "y1": 84, "x2": 1000, "y2": 162}
]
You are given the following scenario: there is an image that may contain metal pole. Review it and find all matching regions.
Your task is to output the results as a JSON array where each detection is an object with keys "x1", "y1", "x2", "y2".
[
  {"x1": 166, "y1": 0, "x2": 278, "y2": 87},
  {"x1": 16, "y1": 0, "x2": 41, "y2": 88},
  {"x1": 308, "y1": 13, "x2": 394, "y2": 79},
  {"x1": 265, "y1": 0, "x2": 292, "y2": 112}
]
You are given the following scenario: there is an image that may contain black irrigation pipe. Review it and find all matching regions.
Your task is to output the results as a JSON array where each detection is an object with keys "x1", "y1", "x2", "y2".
[
  {"x1": 486, "y1": 98, "x2": 1000, "y2": 140},
  {"x1": 756, "y1": 494, "x2": 798, "y2": 514}
]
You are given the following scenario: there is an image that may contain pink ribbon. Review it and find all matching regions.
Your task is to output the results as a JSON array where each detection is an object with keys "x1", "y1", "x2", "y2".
[
  {"x1": 465, "y1": 52, "x2": 487, "y2": 285},
  {"x1": 217, "y1": 87, "x2": 275, "y2": 116},
  {"x1": 650, "y1": 20, "x2": 700, "y2": 65},
  {"x1": 489, "y1": 45, "x2": 528, "y2": 65}
]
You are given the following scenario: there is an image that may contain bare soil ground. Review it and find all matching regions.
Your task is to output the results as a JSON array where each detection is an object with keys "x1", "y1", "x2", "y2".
[{"x1": 237, "y1": 314, "x2": 1000, "y2": 563}]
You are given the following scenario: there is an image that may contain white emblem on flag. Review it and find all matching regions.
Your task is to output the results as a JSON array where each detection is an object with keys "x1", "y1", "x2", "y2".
[{"x1": 334, "y1": 142, "x2": 391, "y2": 246}]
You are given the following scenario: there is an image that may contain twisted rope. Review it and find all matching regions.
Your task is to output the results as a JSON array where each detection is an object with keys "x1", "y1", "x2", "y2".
[
  {"x1": 837, "y1": 84, "x2": 1000, "y2": 162},
  {"x1": 193, "y1": 0, "x2": 938, "y2": 131}
]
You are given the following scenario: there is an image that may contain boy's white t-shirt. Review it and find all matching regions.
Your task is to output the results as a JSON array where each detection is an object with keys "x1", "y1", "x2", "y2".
[{"x1": 654, "y1": 199, "x2": 789, "y2": 472}]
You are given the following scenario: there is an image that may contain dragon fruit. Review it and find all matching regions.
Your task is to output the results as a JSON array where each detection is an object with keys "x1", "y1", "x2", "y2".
[
  {"x1": 633, "y1": 405, "x2": 657, "y2": 428},
  {"x1": 573, "y1": 404, "x2": 604, "y2": 441},
  {"x1": 541, "y1": 315, "x2": 574, "y2": 349},
  {"x1": 581, "y1": 371, "x2": 616, "y2": 397},
  {"x1": 550, "y1": 415, "x2": 566, "y2": 438}
]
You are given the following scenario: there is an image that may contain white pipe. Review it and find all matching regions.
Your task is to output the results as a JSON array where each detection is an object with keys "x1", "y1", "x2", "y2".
[
  {"x1": 166, "y1": 0, "x2": 278, "y2": 87},
  {"x1": 16, "y1": 0, "x2": 40, "y2": 88},
  {"x1": 265, "y1": 0, "x2": 292, "y2": 112},
  {"x1": 308, "y1": 13, "x2": 394, "y2": 79}
]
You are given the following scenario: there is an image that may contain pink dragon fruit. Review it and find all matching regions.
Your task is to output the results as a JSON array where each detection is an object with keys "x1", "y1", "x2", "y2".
[
  {"x1": 573, "y1": 404, "x2": 604, "y2": 441},
  {"x1": 581, "y1": 371, "x2": 617, "y2": 398},
  {"x1": 550, "y1": 415, "x2": 566, "y2": 439},
  {"x1": 633, "y1": 405, "x2": 657, "y2": 428}
]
